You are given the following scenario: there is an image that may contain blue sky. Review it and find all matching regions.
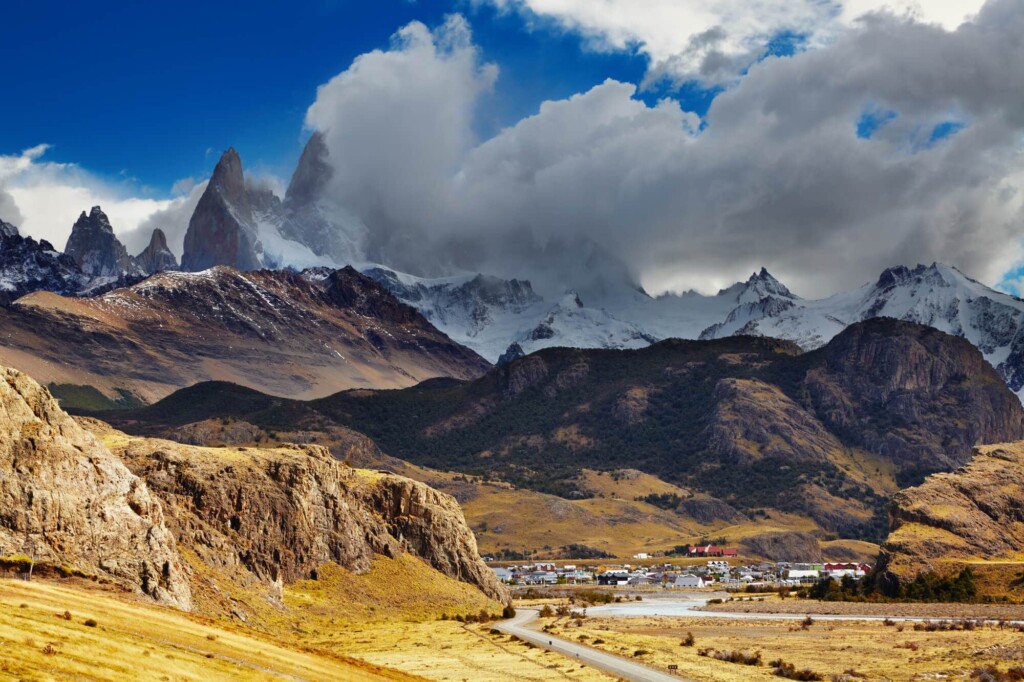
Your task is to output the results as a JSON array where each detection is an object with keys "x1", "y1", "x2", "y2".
[
  {"x1": 3, "y1": 0, "x2": 1020, "y2": 298},
  {"x1": 2, "y1": 0, "x2": 671, "y2": 194}
]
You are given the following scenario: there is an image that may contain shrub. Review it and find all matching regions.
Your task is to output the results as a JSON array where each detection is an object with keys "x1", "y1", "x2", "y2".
[
  {"x1": 633, "y1": 650, "x2": 650, "y2": 657},
  {"x1": 707, "y1": 598, "x2": 724, "y2": 605},
  {"x1": 681, "y1": 632, "x2": 695, "y2": 647},
  {"x1": 502, "y1": 605, "x2": 516, "y2": 619},
  {"x1": 539, "y1": 605, "x2": 555, "y2": 618},
  {"x1": 971, "y1": 665, "x2": 1024, "y2": 681},
  {"x1": 801, "y1": 616, "x2": 815, "y2": 629},
  {"x1": 61, "y1": 611, "x2": 72, "y2": 621},
  {"x1": 83, "y1": 619, "x2": 97, "y2": 627},
  {"x1": 700, "y1": 648, "x2": 762, "y2": 666},
  {"x1": 772, "y1": 660, "x2": 823, "y2": 680},
  {"x1": 41, "y1": 644, "x2": 58, "y2": 656}
]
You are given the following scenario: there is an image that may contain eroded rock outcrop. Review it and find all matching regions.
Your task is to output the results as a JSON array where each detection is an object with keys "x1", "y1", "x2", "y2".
[
  {"x1": 97, "y1": 427, "x2": 509, "y2": 609},
  {"x1": 877, "y1": 442, "x2": 1024, "y2": 586},
  {"x1": 0, "y1": 367, "x2": 190, "y2": 608}
]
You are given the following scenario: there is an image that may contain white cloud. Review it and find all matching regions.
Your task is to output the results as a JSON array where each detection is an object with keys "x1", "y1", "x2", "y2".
[
  {"x1": 0, "y1": 145, "x2": 184, "y2": 252},
  {"x1": 0, "y1": 189, "x2": 22, "y2": 226},
  {"x1": 305, "y1": 14, "x2": 498, "y2": 271},
  {"x1": 478, "y1": 0, "x2": 987, "y2": 84},
  {"x1": 306, "y1": 3, "x2": 1024, "y2": 297}
]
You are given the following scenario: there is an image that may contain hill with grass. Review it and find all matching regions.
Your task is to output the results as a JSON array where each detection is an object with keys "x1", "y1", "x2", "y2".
[
  {"x1": 877, "y1": 441, "x2": 1024, "y2": 600},
  {"x1": 99, "y1": 319, "x2": 1024, "y2": 544}
]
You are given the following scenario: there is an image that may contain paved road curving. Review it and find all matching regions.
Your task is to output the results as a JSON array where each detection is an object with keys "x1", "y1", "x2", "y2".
[{"x1": 495, "y1": 608, "x2": 686, "y2": 682}]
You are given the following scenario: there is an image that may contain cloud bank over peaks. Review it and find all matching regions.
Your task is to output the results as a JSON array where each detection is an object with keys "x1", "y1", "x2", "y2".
[
  {"x1": 478, "y1": 0, "x2": 988, "y2": 86},
  {"x1": 305, "y1": 15, "x2": 499, "y2": 275},
  {"x1": 305, "y1": 3, "x2": 1024, "y2": 298}
]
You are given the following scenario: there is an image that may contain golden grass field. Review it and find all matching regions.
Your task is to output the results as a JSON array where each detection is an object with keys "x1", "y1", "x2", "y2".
[
  {"x1": 0, "y1": 578, "x2": 418, "y2": 681},
  {"x1": 0, "y1": 558, "x2": 620, "y2": 682},
  {"x1": 544, "y1": 612, "x2": 1024, "y2": 681}
]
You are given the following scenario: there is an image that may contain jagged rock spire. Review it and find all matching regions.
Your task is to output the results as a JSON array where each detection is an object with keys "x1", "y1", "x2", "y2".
[
  {"x1": 181, "y1": 148, "x2": 262, "y2": 272},
  {"x1": 64, "y1": 206, "x2": 136, "y2": 278},
  {"x1": 135, "y1": 228, "x2": 178, "y2": 274}
]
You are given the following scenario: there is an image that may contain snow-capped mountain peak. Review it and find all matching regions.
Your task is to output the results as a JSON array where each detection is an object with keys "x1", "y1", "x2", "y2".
[{"x1": 718, "y1": 267, "x2": 800, "y2": 305}]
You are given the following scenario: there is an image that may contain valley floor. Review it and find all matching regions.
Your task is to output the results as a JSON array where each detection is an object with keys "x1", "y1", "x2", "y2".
[
  {"x1": 542, "y1": 612, "x2": 1024, "y2": 681},
  {"x1": 703, "y1": 596, "x2": 1024, "y2": 620}
]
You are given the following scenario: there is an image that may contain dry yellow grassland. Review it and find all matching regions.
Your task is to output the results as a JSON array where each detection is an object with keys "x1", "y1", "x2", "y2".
[
  {"x1": 546, "y1": 614, "x2": 1024, "y2": 681},
  {"x1": 259, "y1": 559, "x2": 614, "y2": 681},
  {"x1": 0, "y1": 579, "x2": 418, "y2": 681},
  {"x1": 0, "y1": 563, "x2": 617, "y2": 682}
]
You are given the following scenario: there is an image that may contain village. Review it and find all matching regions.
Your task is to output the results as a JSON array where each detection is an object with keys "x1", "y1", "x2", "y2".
[{"x1": 488, "y1": 545, "x2": 871, "y2": 589}]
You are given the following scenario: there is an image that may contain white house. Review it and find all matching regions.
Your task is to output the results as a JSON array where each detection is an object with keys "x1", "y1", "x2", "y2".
[{"x1": 674, "y1": 575, "x2": 706, "y2": 589}]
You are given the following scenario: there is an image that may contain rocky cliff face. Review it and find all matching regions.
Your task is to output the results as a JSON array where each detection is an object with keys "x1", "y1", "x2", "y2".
[
  {"x1": 0, "y1": 363, "x2": 507, "y2": 616},
  {"x1": 0, "y1": 221, "x2": 85, "y2": 305},
  {"x1": 98, "y1": 426, "x2": 508, "y2": 608},
  {"x1": 64, "y1": 206, "x2": 139, "y2": 279},
  {"x1": 134, "y1": 228, "x2": 178, "y2": 274},
  {"x1": 801, "y1": 318, "x2": 1024, "y2": 477},
  {"x1": 0, "y1": 366, "x2": 190, "y2": 608},
  {"x1": 182, "y1": 149, "x2": 263, "y2": 272},
  {"x1": 877, "y1": 442, "x2": 1024, "y2": 588}
]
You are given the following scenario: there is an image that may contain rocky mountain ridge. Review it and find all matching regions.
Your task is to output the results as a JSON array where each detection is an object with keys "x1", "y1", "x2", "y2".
[
  {"x1": 134, "y1": 227, "x2": 178, "y2": 274},
  {"x1": 368, "y1": 262, "x2": 1024, "y2": 404},
  {"x1": 0, "y1": 265, "x2": 490, "y2": 403},
  {"x1": 0, "y1": 363, "x2": 506, "y2": 615},
  {"x1": 0, "y1": 220, "x2": 86, "y2": 305},
  {"x1": 181, "y1": 144, "x2": 362, "y2": 273}
]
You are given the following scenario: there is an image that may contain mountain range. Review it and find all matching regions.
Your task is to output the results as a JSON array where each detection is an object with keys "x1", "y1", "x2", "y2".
[
  {"x1": 3, "y1": 144, "x2": 1024, "y2": 407},
  {"x1": 96, "y1": 318, "x2": 1024, "y2": 543}
]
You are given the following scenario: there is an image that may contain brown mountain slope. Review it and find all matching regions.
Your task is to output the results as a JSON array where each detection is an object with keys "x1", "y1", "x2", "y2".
[
  {"x1": 0, "y1": 265, "x2": 489, "y2": 402},
  {"x1": 99, "y1": 319, "x2": 1024, "y2": 543},
  {"x1": 877, "y1": 441, "x2": 1024, "y2": 596}
]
